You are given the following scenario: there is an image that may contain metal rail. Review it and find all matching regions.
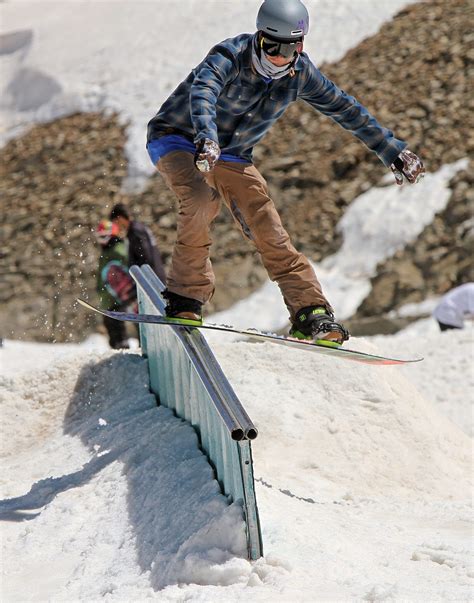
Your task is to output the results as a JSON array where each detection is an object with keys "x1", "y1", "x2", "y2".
[{"x1": 130, "y1": 265, "x2": 263, "y2": 560}]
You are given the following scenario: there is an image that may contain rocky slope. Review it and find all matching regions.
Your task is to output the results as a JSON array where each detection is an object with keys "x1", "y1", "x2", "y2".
[{"x1": 1, "y1": 0, "x2": 472, "y2": 341}]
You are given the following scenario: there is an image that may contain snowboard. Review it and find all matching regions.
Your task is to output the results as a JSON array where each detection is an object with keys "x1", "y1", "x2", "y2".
[{"x1": 77, "y1": 299, "x2": 422, "y2": 366}]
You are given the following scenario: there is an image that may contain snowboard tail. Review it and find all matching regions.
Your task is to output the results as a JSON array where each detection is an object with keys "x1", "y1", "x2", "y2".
[{"x1": 77, "y1": 299, "x2": 423, "y2": 366}]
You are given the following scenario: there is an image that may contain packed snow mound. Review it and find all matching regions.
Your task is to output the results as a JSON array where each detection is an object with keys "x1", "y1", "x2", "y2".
[
  {"x1": 1, "y1": 331, "x2": 471, "y2": 600},
  {"x1": 371, "y1": 320, "x2": 474, "y2": 437},
  {"x1": 212, "y1": 333, "x2": 472, "y2": 501},
  {"x1": 1, "y1": 351, "x2": 249, "y2": 594}
]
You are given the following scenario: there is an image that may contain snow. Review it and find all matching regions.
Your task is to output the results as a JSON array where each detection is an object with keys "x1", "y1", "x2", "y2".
[
  {"x1": 329, "y1": 160, "x2": 469, "y2": 278},
  {"x1": 1, "y1": 325, "x2": 472, "y2": 601},
  {"x1": 1, "y1": 1, "x2": 473, "y2": 601},
  {"x1": 371, "y1": 321, "x2": 474, "y2": 438},
  {"x1": 1, "y1": 351, "x2": 248, "y2": 597}
]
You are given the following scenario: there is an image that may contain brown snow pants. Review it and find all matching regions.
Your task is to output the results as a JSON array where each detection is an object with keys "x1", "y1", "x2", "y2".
[{"x1": 156, "y1": 151, "x2": 330, "y2": 320}]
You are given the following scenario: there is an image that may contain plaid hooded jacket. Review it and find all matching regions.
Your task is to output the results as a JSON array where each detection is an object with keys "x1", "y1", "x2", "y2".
[{"x1": 147, "y1": 33, "x2": 406, "y2": 166}]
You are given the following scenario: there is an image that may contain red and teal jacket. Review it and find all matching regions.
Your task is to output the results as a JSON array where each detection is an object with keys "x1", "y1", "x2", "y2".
[{"x1": 96, "y1": 238, "x2": 136, "y2": 311}]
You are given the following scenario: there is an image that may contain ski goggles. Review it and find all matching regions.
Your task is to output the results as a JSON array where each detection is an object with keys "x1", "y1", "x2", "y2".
[{"x1": 260, "y1": 35, "x2": 303, "y2": 59}]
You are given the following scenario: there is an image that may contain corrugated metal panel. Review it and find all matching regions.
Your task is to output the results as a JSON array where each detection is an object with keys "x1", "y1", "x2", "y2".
[{"x1": 130, "y1": 265, "x2": 263, "y2": 559}]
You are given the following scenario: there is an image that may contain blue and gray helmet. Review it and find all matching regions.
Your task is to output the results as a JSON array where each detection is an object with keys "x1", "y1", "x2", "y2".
[{"x1": 256, "y1": 0, "x2": 310, "y2": 40}]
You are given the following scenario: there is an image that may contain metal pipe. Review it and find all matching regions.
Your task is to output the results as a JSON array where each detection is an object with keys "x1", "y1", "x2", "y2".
[
  {"x1": 130, "y1": 265, "x2": 251, "y2": 440},
  {"x1": 133, "y1": 265, "x2": 258, "y2": 441},
  {"x1": 130, "y1": 264, "x2": 262, "y2": 559}
]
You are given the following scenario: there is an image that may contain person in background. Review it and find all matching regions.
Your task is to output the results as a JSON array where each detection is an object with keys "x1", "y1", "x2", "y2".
[
  {"x1": 95, "y1": 219, "x2": 137, "y2": 349},
  {"x1": 110, "y1": 203, "x2": 167, "y2": 285},
  {"x1": 146, "y1": 0, "x2": 425, "y2": 345},
  {"x1": 433, "y1": 283, "x2": 474, "y2": 331}
]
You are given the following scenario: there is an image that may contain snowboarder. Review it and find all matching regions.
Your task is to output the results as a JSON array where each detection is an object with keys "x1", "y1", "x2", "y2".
[
  {"x1": 95, "y1": 219, "x2": 137, "y2": 349},
  {"x1": 433, "y1": 283, "x2": 474, "y2": 331},
  {"x1": 110, "y1": 203, "x2": 167, "y2": 285},
  {"x1": 146, "y1": 0, "x2": 425, "y2": 344}
]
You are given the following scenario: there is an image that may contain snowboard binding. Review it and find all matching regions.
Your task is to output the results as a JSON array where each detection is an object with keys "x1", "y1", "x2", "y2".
[{"x1": 290, "y1": 306, "x2": 350, "y2": 345}]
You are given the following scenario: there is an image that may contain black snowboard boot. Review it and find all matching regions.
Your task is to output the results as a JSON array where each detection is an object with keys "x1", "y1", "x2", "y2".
[
  {"x1": 162, "y1": 290, "x2": 203, "y2": 324},
  {"x1": 290, "y1": 306, "x2": 349, "y2": 345}
]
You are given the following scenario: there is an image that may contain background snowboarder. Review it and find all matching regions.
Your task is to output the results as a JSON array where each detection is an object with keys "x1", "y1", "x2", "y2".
[
  {"x1": 110, "y1": 203, "x2": 167, "y2": 285},
  {"x1": 95, "y1": 219, "x2": 137, "y2": 349}
]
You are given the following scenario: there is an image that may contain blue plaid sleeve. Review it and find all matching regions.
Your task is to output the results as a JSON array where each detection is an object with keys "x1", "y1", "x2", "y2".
[
  {"x1": 190, "y1": 47, "x2": 238, "y2": 145},
  {"x1": 300, "y1": 64, "x2": 406, "y2": 167}
]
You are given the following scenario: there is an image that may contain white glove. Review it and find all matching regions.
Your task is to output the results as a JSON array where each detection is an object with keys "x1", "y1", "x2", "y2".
[
  {"x1": 390, "y1": 149, "x2": 425, "y2": 185},
  {"x1": 194, "y1": 138, "x2": 221, "y2": 172}
]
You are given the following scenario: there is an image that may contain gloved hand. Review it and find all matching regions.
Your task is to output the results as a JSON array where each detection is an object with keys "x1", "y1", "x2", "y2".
[
  {"x1": 390, "y1": 149, "x2": 425, "y2": 185},
  {"x1": 194, "y1": 138, "x2": 221, "y2": 172}
]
